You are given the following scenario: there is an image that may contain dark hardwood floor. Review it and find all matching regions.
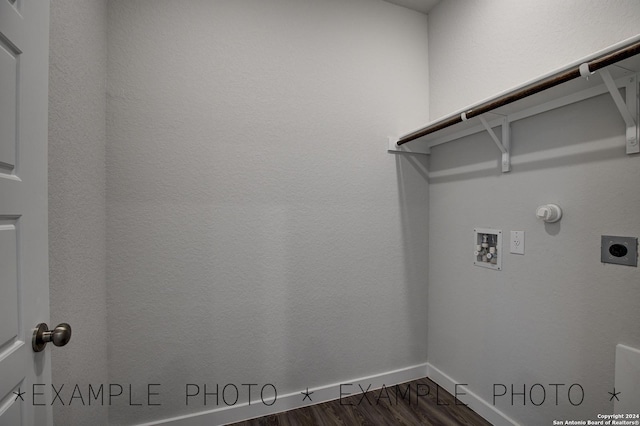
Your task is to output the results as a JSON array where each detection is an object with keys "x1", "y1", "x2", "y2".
[{"x1": 229, "y1": 377, "x2": 491, "y2": 426}]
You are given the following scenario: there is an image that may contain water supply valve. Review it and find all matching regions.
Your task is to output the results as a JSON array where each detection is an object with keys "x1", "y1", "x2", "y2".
[{"x1": 474, "y1": 228, "x2": 502, "y2": 270}]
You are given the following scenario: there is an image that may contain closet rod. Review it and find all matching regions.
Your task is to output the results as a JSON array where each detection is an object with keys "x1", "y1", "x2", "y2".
[{"x1": 396, "y1": 39, "x2": 640, "y2": 146}]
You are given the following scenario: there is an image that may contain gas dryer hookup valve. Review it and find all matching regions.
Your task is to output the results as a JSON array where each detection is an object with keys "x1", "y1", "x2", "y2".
[{"x1": 536, "y1": 204, "x2": 562, "y2": 223}]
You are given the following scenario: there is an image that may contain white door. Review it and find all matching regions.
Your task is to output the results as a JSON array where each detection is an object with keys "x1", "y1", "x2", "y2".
[{"x1": 0, "y1": 1, "x2": 52, "y2": 425}]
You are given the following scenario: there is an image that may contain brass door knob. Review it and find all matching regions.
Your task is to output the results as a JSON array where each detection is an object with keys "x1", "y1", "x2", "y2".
[{"x1": 32, "y1": 323, "x2": 72, "y2": 352}]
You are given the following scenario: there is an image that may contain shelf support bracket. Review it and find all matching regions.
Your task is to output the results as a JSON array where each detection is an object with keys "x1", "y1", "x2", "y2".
[
  {"x1": 479, "y1": 115, "x2": 511, "y2": 172},
  {"x1": 387, "y1": 136, "x2": 430, "y2": 155},
  {"x1": 598, "y1": 68, "x2": 639, "y2": 154}
]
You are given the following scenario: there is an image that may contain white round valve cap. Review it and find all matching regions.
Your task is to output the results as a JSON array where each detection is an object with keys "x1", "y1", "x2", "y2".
[{"x1": 536, "y1": 204, "x2": 562, "y2": 223}]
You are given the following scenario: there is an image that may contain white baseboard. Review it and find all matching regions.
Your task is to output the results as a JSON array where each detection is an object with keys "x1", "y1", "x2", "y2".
[
  {"x1": 137, "y1": 363, "x2": 429, "y2": 426},
  {"x1": 426, "y1": 363, "x2": 520, "y2": 426}
]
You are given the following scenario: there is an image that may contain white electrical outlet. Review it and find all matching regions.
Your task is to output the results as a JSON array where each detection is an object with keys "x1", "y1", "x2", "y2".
[{"x1": 510, "y1": 231, "x2": 525, "y2": 255}]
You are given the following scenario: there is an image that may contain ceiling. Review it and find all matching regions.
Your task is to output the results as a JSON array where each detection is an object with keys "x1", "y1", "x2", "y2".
[{"x1": 383, "y1": 0, "x2": 441, "y2": 14}]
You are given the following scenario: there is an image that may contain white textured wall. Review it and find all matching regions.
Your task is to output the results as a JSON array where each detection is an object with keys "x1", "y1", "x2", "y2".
[
  {"x1": 106, "y1": 1, "x2": 430, "y2": 424},
  {"x1": 48, "y1": 0, "x2": 108, "y2": 425},
  {"x1": 428, "y1": 0, "x2": 640, "y2": 119},
  {"x1": 427, "y1": 1, "x2": 640, "y2": 423}
]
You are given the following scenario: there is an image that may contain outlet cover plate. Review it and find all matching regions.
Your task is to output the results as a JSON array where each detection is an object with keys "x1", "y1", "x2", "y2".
[
  {"x1": 510, "y1": 231, "x2": 525, "y2": 255},
  {"x1": 601, "y1": 235, "x2": 637, "y2": 266}
]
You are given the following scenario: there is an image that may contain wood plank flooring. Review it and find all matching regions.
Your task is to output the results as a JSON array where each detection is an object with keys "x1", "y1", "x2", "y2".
[{"x1": 229, "y1": 377, "x2": 491, "y2": 426}]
